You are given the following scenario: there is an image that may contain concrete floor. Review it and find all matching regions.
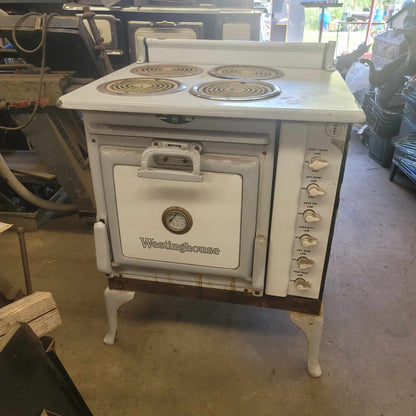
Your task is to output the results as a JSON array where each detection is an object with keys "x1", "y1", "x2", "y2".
[{"x1": 1, "y1": 134, "x2": 416, "y2": 416}]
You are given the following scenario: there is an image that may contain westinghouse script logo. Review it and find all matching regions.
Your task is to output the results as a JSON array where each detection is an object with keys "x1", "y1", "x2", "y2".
[{"x1": 140, "y1": 237, "x2": 220, "y2": 255}]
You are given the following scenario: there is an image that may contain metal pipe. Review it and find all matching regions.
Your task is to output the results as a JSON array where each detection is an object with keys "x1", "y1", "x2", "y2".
[
  {"x1": 318, "y1": 6, "x2": 325, "y2": 43},
  {"x1": 82, "y1": 6, "x2": 113, "y2": 75},
  {"x1": 365, "y1": 0, "x2": 376, "y2": 45},
  {"x1": 17, "y1": 227, "x2": 33, "y2": 295},
  {"x1": 0, "y1": 153, "x2": 77, "y2": 212}
]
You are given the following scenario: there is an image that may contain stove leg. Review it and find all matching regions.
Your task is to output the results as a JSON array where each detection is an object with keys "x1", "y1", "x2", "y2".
[
  {"x1": 389, "y1": 163, "x2": 397, "y2": 182},
  {"x1": 289, "y1": 305, "x2": 324, "y2": 377},
  {"x1": 103, "y1": 287, "x2": 135, "y2": 346}
]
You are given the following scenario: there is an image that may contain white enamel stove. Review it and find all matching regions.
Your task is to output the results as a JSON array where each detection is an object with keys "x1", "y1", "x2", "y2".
[{"x1": 59, "y1": 39, "x2": 365, "y2": 376}]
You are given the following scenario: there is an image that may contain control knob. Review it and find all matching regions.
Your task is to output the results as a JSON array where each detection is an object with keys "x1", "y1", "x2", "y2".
[
  {"x1": 308, "y1": 156, "x2": 329, "y2": 171},
  {"x1": 303, "y1": 209, "x2": 321, "y2": 223},
  {"x1": 294, "y1": 278, "x2": 311, "y2": 291},
  {"x1": 300, "y1": 234, "x2": 318, "y2": 247},
  {"x1": 307, "y1": 183, "x2": 326, "y2": 197},
  {"x1": 297, "y1": 256, "x2": 315, "y2": 270}
]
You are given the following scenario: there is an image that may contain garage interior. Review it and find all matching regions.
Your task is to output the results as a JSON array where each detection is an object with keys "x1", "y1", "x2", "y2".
[{"x1": 1, "y1": 1, "x2": 416, "y2": 415}]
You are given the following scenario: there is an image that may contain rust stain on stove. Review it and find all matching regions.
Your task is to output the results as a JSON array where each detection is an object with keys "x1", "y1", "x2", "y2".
[
  {"x1": 331, "y1": 138, "x2": 345, "y2": 153},
  {"x1": 195, "y1": 274, "x2": 202, "y2": 287}
]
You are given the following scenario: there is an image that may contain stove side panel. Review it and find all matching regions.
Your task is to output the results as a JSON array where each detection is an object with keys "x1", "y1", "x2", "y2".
[
  {"x1": 266, "y1": 122, "x2": 308, "y2": 297},
  {"x1": 266, "y1": 121, "x2": 347, "y2": 299}
]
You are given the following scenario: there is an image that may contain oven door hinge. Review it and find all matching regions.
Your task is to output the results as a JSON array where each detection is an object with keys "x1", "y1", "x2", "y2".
[
  {"x1": 252, "y1": 235, "x2": 267, "y2": 296},
  {"x1": 94, "y1": 221, "x2": 114, "y2": 276}
]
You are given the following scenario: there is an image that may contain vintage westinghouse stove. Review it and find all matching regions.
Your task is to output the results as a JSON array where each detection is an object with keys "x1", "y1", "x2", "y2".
[{"x1": 59, "y1": 39, "x2": 365, "y2": 377}]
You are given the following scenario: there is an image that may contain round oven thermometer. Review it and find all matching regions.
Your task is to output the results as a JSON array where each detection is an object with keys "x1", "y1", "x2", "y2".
[{"x1": 162, "y1": 206, "x2": 193, "y2": 234}]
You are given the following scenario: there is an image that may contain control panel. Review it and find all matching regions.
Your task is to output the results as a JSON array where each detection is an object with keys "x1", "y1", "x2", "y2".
[{"x1": 287, "y1": 122, "x2": 347, "y2": 298}]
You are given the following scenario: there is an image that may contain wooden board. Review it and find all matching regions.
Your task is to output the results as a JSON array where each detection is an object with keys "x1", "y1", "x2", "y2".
[
  {"x1": 0, "y1": 292, "x2": 62, "y2": 339},
  {"x1": 41, "y1": 410, "x2": 62, "y2": 416}
]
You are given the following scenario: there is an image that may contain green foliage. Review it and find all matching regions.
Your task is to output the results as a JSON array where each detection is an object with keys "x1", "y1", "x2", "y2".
[
  {"x1": 343, "y1": 0, "x2": 383, "y2": 10},
  {"x1": 304, "y1": 0, "x2": 394, "y2": 31},
  {"x1": 304, "y1": 8, "x2": 342, "y2": 31}
]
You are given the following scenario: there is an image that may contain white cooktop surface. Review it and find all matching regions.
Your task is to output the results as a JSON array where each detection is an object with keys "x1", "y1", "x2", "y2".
[{"x1": 59, "y1": 62, "x2": 365, "y2": 123}]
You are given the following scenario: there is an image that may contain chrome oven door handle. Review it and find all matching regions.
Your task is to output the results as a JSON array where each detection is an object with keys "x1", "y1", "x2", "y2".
[{"x1": 137, "y1": 146, "x2": 203, "y2": 182}]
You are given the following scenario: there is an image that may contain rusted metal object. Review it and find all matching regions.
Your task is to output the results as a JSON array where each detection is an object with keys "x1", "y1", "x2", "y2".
[
  {"x1": 82, "y1": 6, "x2": 113, "y2": 75},
  {"x1": 8, "y1": 98, "x2": 50, "y2": 109},
  {"x1": 0, "y1": 73, "x2": 71, "y2": 106},
  {"x1": 10, "y1": 109, "x2": 95, "y2": 211},
  {"x1": 0, "y1": 63, "x2": 37, "y2": 72},
  {"x1": 16, "y1": 227, "x2": 33, "y2": 295},
  {"x1": 108, "y1": 276, "x2": 322, "y2": 315}
]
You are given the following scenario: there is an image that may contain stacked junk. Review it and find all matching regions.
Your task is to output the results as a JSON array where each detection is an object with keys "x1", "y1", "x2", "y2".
[
  {"x1": 354, "y1": 3, "x2": 416, "y2": 183},
  {"x1": 0, "y1": 11, "x2": 110, "y2": 229}
]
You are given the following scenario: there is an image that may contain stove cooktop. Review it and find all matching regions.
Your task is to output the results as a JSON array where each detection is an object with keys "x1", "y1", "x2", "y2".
[
  {"x1": 99, "y1": 64, "x2": 283, "y2": 101},
  {"x1": 60, "y1": 61, "x2": 365, "y2": 123}
]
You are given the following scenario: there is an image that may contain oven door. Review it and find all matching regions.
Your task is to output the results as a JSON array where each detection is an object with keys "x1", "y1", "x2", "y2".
[{"x1": 99, "y1": 142, "x2": 259, "y2": 281}]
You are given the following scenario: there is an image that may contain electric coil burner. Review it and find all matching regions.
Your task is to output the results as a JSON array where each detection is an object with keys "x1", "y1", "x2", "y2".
[
  {"x1": 59, "y1": 39, "x2": 366, "y2": 377},
  {"x1": 209, "y1": 65, "x2": 283, "y2": 80},
  {"x1": 190, "y1": 80, "x2": 281, "y2": 101},
  {"x1": 131, "y1": 64, "x2": 203, "y2": 77},
  {"x1": 97, "y1": 77, "x2": 185, "y2": 96}
]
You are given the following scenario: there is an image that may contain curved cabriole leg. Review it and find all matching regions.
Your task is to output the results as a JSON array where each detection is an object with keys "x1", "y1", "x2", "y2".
[
  {"x1": 103, "y1": 287, "x2": 135, "y2": 346},
  {"x1": 289, "y1": 304, "x2": 324, "y2": 377}
]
